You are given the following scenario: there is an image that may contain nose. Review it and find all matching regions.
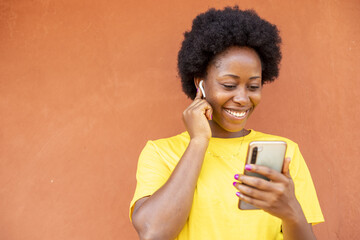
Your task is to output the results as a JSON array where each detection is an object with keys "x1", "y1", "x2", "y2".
[{"x1": 232, "y1": 87, "x2": 250, "y2": 105}]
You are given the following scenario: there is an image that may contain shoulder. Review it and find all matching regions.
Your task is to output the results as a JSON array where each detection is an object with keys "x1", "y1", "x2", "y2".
[
  {"x1": 140, "y1": 132, "x2": 190, "y2": 163},
  {"x1": 150, "y1": 131, "x2": 190, "y2": 147}
]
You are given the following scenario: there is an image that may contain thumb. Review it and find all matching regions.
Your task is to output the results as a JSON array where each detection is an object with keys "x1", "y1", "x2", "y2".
[
  {"x1": 282, "y1": 157, "x2": 291, "y2": 178},
  {"x1": 205, "y1": 104, "x2": 213, "y2": 120}
]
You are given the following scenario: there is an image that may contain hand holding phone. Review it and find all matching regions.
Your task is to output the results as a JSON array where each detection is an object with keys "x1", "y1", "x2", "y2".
[{"x1": 238, "y1": 141, "x2": 287, "y2": 210}]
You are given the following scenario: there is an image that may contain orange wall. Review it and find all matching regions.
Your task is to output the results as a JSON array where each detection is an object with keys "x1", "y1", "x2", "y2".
[{"x1": 1, "y1": 0, "x2": 359, "y2": 239}]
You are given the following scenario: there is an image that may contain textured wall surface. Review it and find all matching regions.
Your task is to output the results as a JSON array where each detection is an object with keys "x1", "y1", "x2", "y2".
[{"x1": 1, "y1": 0, "x2": 359, "y2": 239}]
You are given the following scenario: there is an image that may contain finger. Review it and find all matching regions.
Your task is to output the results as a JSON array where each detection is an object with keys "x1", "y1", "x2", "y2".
[
  {"x1": 189, "y1": 100, "x2": 213, "y2": 120},
  {"x1": 236, "y1": 191, "x2": 267, "y2": 209},
  {"x1": 198, "y1": 101, "x2": 212, "y2": 120},
  {"x1": 190, "y1": 98, "x2": 207, "y2": 108},
  {"x1": 235, "y1": 182, "x2": 272, "y2": 200},
  {"x1": 237, "y1": 174, "x2": 275, "y2": 191},
  {"x1": 244, "y1": 164, "x2": 287, "y2": 182},
  {"x1": 205, "y1": 105, "x2": 213, "y2": 120},
  {"x1": 282, "y1": 157, "x2": 291, "y2": 178},
  {"x1": 186, "y1": 95, "x2": 205, "y2": 110},
  {"x1": 194, "y1": 87, "x2": 203, "y2": 100}
]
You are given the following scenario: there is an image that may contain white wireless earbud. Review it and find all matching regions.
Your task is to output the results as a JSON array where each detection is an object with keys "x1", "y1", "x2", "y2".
[{"x1": 199, "y1": 80, "x2": 206, "y2": 98}]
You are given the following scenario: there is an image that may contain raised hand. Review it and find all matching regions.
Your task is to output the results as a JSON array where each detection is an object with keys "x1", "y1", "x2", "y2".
[{"x1": 182, "y1": 87, "x2": 213, "y2": 141}]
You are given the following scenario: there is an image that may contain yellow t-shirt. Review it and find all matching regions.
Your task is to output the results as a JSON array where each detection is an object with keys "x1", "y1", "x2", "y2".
[{"x1": 130, "y1": 130, "x2": 324, "y2": 239}]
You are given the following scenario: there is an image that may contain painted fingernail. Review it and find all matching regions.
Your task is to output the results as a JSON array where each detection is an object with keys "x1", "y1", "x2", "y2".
[
  {"x1": 233, "y1": 182, "x2": 237, "y2": 186},
  {"x1": 245, "y1": 164, "x2": 252, "y2": 171},
  {"x1": 236, "y1": 192, "x2": 243, "y2": 198},
  {"x1": 234, "y1": 174, "x2": 239, "y2": 180},
  {"x1": 210, "y1": 114, "x2": 212, "y2": 120},
  {"x1": 197, "y1": 88, "x2": 199, "y2": 93}
]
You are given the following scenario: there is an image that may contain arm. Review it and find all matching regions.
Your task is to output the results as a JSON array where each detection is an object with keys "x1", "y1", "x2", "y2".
[
  {"x1": 132, "y1": 88, "x2": 213, "y2": 240},
  {"x1": 282, "y1": 217, "x2": 316, "y2": 240},
  {"x1": 233, "y1": 158, "x2": 317, "y2": 240},
  {"x1": 132, "y1": 138, "x2": 208, "y2": 240}
]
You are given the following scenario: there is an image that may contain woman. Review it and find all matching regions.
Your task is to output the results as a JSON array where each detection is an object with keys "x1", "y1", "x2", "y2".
[{"x1": 129, "y1": 6, "x2": 324, "y2": 240}]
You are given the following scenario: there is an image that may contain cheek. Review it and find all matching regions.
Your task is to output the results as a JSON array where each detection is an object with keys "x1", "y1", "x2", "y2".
[
  {"x1": 206, "y1": 90, "x2": 224, "y2": 108},
  {"x1": 251, "y1": 93, "x2": 262, "y2": 106}
]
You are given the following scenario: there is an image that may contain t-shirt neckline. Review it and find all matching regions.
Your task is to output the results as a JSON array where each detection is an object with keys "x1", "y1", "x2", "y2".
[{"x1": 181, "y1": 129, "x2": 257, "y2": 143}]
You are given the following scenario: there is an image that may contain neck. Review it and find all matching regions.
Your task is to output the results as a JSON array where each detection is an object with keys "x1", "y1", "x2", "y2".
[{"x1": 210, "y1": 126, "x2": 250, "y2": 138}]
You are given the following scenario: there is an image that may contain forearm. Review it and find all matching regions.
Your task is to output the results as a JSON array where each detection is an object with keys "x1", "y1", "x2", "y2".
[
  {"x1": 282, "y1": 203, "x2": 316, "y2": 240},
  {"x1": 132, "y1": 138, "x2": 208, "y2": 240}
]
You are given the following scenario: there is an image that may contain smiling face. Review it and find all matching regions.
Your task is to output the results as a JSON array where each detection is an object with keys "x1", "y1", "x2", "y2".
[{"x1": 196, "y1": 46, "x2": 262, "y2": 138}]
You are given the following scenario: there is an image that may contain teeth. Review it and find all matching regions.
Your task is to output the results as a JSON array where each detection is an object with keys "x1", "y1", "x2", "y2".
[{"x1": 226, "y1": 109, "x2": 247, "y2": 118}]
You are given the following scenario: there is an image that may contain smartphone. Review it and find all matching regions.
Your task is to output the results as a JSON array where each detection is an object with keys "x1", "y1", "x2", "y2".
[
  {"x1": 199, "y1": 80, "x2": 206, "y2": 98},
  {"x1": 238, "y1": 141, "x2": 287, "y2": 210}
]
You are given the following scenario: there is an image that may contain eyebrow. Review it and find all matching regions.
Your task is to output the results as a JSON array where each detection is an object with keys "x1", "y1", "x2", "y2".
[{"x1": 220, "y1": 74, "x2": 261, "y2": 80}]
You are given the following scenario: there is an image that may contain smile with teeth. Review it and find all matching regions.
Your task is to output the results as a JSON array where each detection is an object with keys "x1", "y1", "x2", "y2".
[{"x1": 225, "y1": 109, "x2": 249, "y2": 118}]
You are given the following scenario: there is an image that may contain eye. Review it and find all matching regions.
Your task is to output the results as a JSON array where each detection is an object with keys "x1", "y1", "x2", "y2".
[
  {"x1": 223, "y1": 84, "x2": 236, "y2": 89},
  {"x1": 248, "y1": 85, "x2": 261, "y2": 91}
]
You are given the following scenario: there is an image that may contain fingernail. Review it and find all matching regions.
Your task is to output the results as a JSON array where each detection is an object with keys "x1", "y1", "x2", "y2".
[
  {"x1": 234, "y1": 174, "x2": 239, "y2": 180},
  {"x1": 245, "y1": 164, "x2": 252, "y2": 171},
  {"x1": 210, "y1": 114, "x2": 212, "y2": 120},
  {"x1": 236, "y1": 192, "x2": 243, "y2": 198},
  {"x1": 233, "y1": 182, "x2": 237, "y2": 186},
  {"x1": 197, "y1": 88, "x2": 199, "y2": 93}
]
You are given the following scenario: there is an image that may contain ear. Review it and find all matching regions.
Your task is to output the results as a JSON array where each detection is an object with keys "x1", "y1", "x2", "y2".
[{"x1": 194, "y1": 77, "x2": 203, "y2": 89}]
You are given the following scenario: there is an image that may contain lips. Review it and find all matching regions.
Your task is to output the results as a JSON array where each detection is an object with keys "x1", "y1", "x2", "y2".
[{"x1": 224, "y1": 108, "x2": 251, "y2": 119}]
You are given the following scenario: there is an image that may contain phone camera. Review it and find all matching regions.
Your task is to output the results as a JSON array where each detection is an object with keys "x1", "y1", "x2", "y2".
[{"x1": 251, "y1": 147, "x2": 258, "y2": 164}]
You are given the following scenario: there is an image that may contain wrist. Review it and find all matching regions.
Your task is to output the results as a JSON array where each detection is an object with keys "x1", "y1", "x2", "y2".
[
  {"x1": 189, "y1": 137, "x2": 210, "y2": 146},
  {"x1": 282, "y1": 201, "x2": 306, "y2": 225},
  {"x1": 281, "y1": 202, "x2": 316, "y2": 240}
]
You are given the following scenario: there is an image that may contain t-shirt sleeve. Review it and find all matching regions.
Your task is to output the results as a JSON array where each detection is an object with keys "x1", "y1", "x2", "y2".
[
  {"x1": 129, "y1": 141, "x2": 171, "y2": 221},
  {"x1": 290, "y1": 145, "x2": 324, "y2": 225}
]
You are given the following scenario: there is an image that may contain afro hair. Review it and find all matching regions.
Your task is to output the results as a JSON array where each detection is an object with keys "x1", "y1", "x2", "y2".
[{"x1": 177, "y1": 6, "x2": 282, "y2": 99}]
